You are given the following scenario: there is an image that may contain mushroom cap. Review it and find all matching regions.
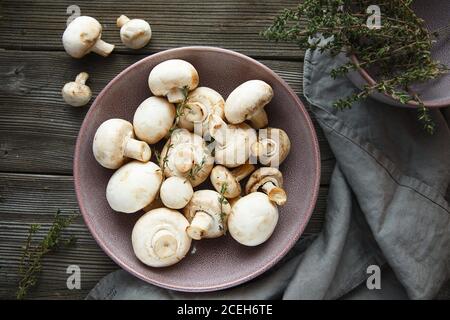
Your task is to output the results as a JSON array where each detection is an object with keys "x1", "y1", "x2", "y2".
[
  {"x1": 132, "y1": 208, "x2": 192, "y2": 267},
  {"x1": 210, "y1": 165, "x2": 241, "y2": 199},
  {"x1": 106, "y1": 161, "x2": 162, "y2": 213},
  {"x1": 213, "y1": 123, "x2": 257, "y2": 168},
  {"x1": 228, "y1": 192, "x2": 278, "y2": 246},
  {"x1": 61, "y1": 81, "x2": 92, "y2": 107},
  {"x1": 252, "y1": 127, "x2": 291, "y2": 167},
  {"x1": 178, "y1": 87, "x2": 225, "y2": 135},
  {"x1": 245, "y1": 167, "x2": 283, "y2": 194},
  {"x1": 133, "y1": 96, "x2": 176, "y2": 144},
  {"x1": 160, "y1": 129, "x2": 214, "y2": 187},
  {"x1": 224, "y1": 80, "x2": 273, "y2": 124},
  {"x1": 119, "y1": 18, "x2": 152, "y2": 49},
  {"x1": 160, "y1": 176, "x2": 194, "y2": 209},
  {"x1": 93, "y1": 119, "x2": 134, "y2": 169},
  {"x1": 62, "y1": 16, "x2": 102, "y2": 58},
  {"x1": 183, "y1": 190, "x2": 231, "y2": 238},
  {"x1": 148, "y1": 59, "x2": 199, "y2": 97}
]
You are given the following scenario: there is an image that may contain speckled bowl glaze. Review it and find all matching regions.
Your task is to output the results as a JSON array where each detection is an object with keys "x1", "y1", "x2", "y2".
[{"x1": 74, "y1": 46, "x2": 321, "y2": 292}]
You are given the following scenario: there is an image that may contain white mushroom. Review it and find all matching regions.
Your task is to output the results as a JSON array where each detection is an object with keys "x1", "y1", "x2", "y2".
[
  {"x1": 228, "y1": 192, "x2": 278, "y2": 246},
  {"x1": 251, "y1": 127, "x2": 291, "y2": 167},
  {"x1": 116, "y1": 15, "x2": 152, "y2": 49},
  {"x1": 93, "y1": 119, "x2": 151, "y2": 169},
  {"x1": 210, "y1": 163, "x2": 255, "y2": 199},
  {"x1": 225, "y1": 80, "x2": 273, "y2": 129},
  {"x1": 132, "y1": 208, "x2": 192, "y2": 267},
  {"x1": 183, "y1": 190, "x2": 231, "y2": 240},
  {"x1": 61, "y1": 72, "x2": 92, "y2": 107},
  {"x1": 159, "y1": 128, "x2": 214, "y2": 187},
  {"x1": 133, "y1": 96, "x2": 176, "y2": 144},
  {"x1": 209, "y1": 114, "x2": 257, "y2": 168},
  {"x1": 245, "y1": 167, "x2": 287, "y2": 206},
  {"x1": 178, "y1": 87, "x2": 225, "y2": 137},
  {"x1": 148, "y1": 59, "x2": 199, "y2": 103},
  {"x1": 62, "y1": 16, "x2": 114, "y2": 58},
  {"x1": 160, "y1": 176, "x2": 194, "y2": 209},
  {"x1": 106, "y1": 161, "x2": 162, "y2": 213}
]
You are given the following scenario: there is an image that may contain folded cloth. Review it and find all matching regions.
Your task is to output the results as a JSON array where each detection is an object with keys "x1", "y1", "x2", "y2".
[{"x1": 87, "y1": 49, "x2": 450, "y2": 300}]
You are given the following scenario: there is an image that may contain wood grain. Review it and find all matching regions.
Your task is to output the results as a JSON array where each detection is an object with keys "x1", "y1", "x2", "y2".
[
  {"x1": 0, "y1": 0, "x2": 304, "y2": 59},
  {"x1": 0, "y1": 49, "x2": 335, "y2": 180},
  {"x1": 0, "y1": 172, "x2": 328, "y2": 299}
]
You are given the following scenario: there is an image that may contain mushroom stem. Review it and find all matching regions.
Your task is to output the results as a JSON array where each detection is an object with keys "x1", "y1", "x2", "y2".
[
  {"x1": 186, "y1": 211, "x2": 213, "y2": 240},
  {"x1": 123, "y1": 138, "x2": 151, "y2": 162},
  {"x1": 185, "y1": 101, "x2": 207, "y2": 123},
  {"x1": 231, "y1": 163, "x2": 256, "y2": 182},
  {"x1": 261, "y1": 181, "x2": 287, "y2": 206},
  {"x1": 209, "y1": 114, "x2": 228, "y2": 146},
  {"x1": 116, "y1": 15, "x2": 130, "y2": 27},
  {"x1": 75, "y1": 72, "x2": 89, "y2": 85},
  {"x1": 248, "y1": 108, "x2": 268, "y2": 129},
  {"x1": 151, "y1": 230, "x2": 178, "y2": 259},
  {"x1": 91, "y1": 39, "x2": 115, "y2": 57},
  {"x1": 167, "y1": 88, "x2": 185, "y2": 103}
]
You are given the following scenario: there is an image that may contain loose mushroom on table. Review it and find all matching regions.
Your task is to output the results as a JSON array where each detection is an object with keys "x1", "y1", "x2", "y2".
[
  {"x1": 62, "y1": 16, "x2": 115, "y2": 58},
  {"x1": 116, "y1": 15, "x2": 152, "y2": 49},
  {"x1": 61, "y1": 72, "x2": 92, "y2": 107}
]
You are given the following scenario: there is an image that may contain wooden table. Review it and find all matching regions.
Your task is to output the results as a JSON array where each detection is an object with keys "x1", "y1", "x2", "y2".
[{"x1": 0, "y1": 0, "x2": 342, "y2": 299}]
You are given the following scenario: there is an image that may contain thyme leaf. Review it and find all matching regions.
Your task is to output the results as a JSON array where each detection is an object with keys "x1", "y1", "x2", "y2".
[{"x1": 16, "y1": 210, "x2": 76, "y2": 299}]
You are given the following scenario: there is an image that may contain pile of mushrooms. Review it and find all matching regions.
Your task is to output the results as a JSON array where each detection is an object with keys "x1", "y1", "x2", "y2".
[{"x1": 91, "y1": 58, "x2": 292, "y2": 267}]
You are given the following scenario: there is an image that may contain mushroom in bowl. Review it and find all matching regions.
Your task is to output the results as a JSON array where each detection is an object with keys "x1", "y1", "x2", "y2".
[
  {"x1": 132, "y1": 208, "x2": 192, "y2": 267},
  {"x1": 228, "y1": 192, "x2": 278, "y2": 246},
  {"x1": 93, "y1": 118, "x2": 151, "y2": 169},
  {"x1": 159, "y1": 128, "x2": 214, "y2": 187},
  {"x1": 183, "y1": 190, "x2": 231, "y2": 240},
  {"x1": 133, "y1": 96, "x2": 176, "y2": 145},
  {"x1": 208, "y1": 114, "x2": 257, "y2": 168},
  {"x1": 106, "y1": 161, "x2": 162, "y2": 213},
  {"x1": 210, "y1": 163, "x2": 255, "y2": 199},
  {"x1": 251, "y1": 127, "x2": 291, "y2": 167},
  {"x1": 178, "y1": 87, "x2": 225, "y2": 137},
  {"x1": 246, "y1": 167, "x2": 287, "y2": 206},
  {"x1": 224, "y1": 80, "x2": 273, "y2": 129},
  {"x1": 148, "y1": 59, "x2": 199, "y2": 103}
]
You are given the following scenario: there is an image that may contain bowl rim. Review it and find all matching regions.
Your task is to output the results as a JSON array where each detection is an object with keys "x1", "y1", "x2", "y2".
[
  {"x1": 73, "y1": 46, "x2": 321, "y2": 292},
  {"x1": 349, "y1": 54, "x2": 450, "y2": 108}
]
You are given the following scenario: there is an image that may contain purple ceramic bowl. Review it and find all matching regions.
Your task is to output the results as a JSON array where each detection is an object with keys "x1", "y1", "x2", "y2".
[{"x1": 74, "y1": 46, "x2": 321, "y2": 292}]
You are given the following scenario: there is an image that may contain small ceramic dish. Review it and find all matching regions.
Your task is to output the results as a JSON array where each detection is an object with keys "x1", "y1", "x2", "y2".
[{"x1": 74, "y1": 46, "x2": 320, "y2": 292}]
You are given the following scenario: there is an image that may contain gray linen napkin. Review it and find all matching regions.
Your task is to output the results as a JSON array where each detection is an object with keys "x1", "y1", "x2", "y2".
[{"x1": 87, "y1": 49, "x2": 450, "y2": 300}]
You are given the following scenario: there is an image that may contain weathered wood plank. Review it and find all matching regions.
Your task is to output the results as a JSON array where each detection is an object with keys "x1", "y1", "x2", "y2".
[
  {"x1": 0, "y1": 49, "x2": 335, "y2": 181},
  {"x1": 0, "y1": 0, "x2": 304, "y2": 59},
  {"x1": 0, "y1": 172, "x2": 328, "y2": 299}
]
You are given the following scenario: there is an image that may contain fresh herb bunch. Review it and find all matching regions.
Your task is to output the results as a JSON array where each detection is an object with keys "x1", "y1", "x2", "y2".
[
  {"x1": 262, "y1": 0, "x2": 448, "y2": 133},
  {"x1": 16, "y1": 210, "x2": 76, "y2": 299}
]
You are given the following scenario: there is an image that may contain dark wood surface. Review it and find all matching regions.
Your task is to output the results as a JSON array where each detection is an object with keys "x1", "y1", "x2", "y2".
[{"x1": 0, "y1": 0, "x2": 445, "y2": 300}]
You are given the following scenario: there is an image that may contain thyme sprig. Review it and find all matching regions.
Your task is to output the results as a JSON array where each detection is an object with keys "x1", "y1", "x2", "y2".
[
  {"x1": 187, "y1": 155, "x2": 206, "y2": 181},
  {"x1": 217, "y1": 182, "x2": 229, "y2": 231},
  {"x1": 262, "y1": 0, "x2": 448, "y2": 134},
  {"x1": 168, "y1": 86, "x2": 190, "y2": 135},
  {"x1": 16, "y1": 210, "x2": 76, "y2": 299}
]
